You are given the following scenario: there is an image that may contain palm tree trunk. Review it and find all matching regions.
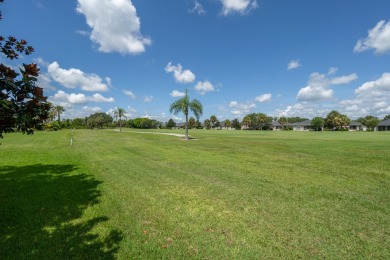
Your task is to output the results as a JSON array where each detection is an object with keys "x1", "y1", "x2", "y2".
[
  {"x1": 119, "y1": 116, "x2": 122, "y2": 132},
  {"x1": 185, "y1": 113, "x2": 189, "y2": 140}
]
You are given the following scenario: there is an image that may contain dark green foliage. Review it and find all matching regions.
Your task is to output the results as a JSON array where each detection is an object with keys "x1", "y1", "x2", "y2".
[
  {"x1": 324, "y1": 110, "x2": 351, "y2": 130},
  {"x1": 242, "y1": 113, "x2": 273, "y2": 130},
  {"x1": 311, "y1": 117, "x2": 324, "y2": 131},
  {"x1": 0, "y1": 1, "x2": 50, "y2": 139},
  {"x1": 127, "y1": 118, "x2": 160, "y2": 129},
  {"x1": 231, "y1": 118, "x2": 241, "y2": 130},
  {"x1": 166, "y1": 119, "x2": 176, "y2": 128},
  {"x1": 85, "y1": 113, "x2": 113, "y2": 129},
  {"x1": 358, "y1": 115, "x2": 380, "y2": 131},
  {"x1": 204, "y1": 119, "x2": 211, "y2": 129}
]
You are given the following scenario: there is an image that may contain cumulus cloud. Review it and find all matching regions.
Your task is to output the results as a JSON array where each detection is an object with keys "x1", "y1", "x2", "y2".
[
  {"x1": 297, "y1": 86, "x2": 333, "y2": 102},
  {"x1": 255, "y1": 93, "x2": 272, "y2": 103},
  {"x1": 220, "y1": 0, "x2": 258, "y2": 16},
  {"x1": 170, "y1": 90, "x2": 186, "y2": 97},
  {"x1": 337, "y1": 73, "x2": 390, "y2": 118},
  {"x1": 287, "y1": 60, "x2": 301, "y2": 70},
  {"x1": 354, "y1": 20, "x2": 390, "y2": 54},
  {"x1": 76, "y1": 0, "x2": 151, "y2": 54},
  {"x1": 275, "y1": 103, "x2": 330, "y2": 119},
  {"x1": 165, "y1": 62, "x2": 196, "y2": 83},
  {"x1": 194, "y1": 80, "x2": 215, "y2": 95},
  {"x1": 122, "y1": 89, "x2": 136, "y2": 99},
  {"x1": 190, "y1": 0, "x2": 206, "y2": 15},
  {"x1": 51, "y1": 90, "x2": 88, "y2": 104},
  {"x1": 297, "y1": 69, "x2": 357, "y2": 102},
  {"x1": 229, "y1": 100, "x2": 256, "y2": 116},
  {"x1": 50, "y1": 90, "x2": 115, "y2": 105},
  {"x1": 90, "y1": 93, "x2": 115, "y2": 102},
  {"x1": 37, "y1": 73, "x2": 56, "y2": 91},
  {"x1": 48, "y1": 62, "x2": 109, "y2": 92}
]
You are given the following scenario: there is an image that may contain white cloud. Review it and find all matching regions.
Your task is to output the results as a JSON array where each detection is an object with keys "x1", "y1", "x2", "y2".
[
  {"x1": 220, "y1": 0, "x2": 258, "y2": 16},
  {"x1": 170, "y1": 90, "x2": 185, "y2": 97},
  {"x1": 122, "y1": 89, "x2": 136, "y2": 99},
  {"x1": 229, "y1": 100, "x2": 256, "y2": 116},
  {"x1": 50, "y1": 90, "x2": 115, "y2": 105},
  {"x1": 287, "y1": 60, "x2": 301, "y2": 70},
  {"x1": 275, "y1": 103, "x2": 330, "y2": 119},
  {"x1": 297, "y1": 69, "x2": 357, "y2": 102},
  {"x1": 107, "y1": 106, "x2": 137, "y2": 118},
  {"x1": 297, "y1": 86, "x2": 333, "y2": 102},
  {"x1": 354, "y1": 20, "x2": 390, "y2": 54},
  {"x1": 190, "y1": 1, "x2": 206, "y2": 15},
  {"x1": 144, "y1": 96, "x2": 153, "y2": 102},
  {"x1": 51, "y1": 90, "x2": 88, "y2": 104},
  {"x1": 90, "y1": 93, "x2": 115, "y2": 102},
  {"x1": 37, "y1": 73, "x2": 56, "y2": 91},
  {"x1": 76, "y1": 0, "x2": 151, "y2": 54},
  {"x1": 48, "y1": 61, "x2": 109, "y2": 92},
  {"x1": 165, "y1": 62, "x2": 196, "y2": 83},
  {"x1": 83, "y1": 106, "x2": 102, "y2": 114},
  {"x1": 330, "y1": 73, "x2": 358, "y2": 85},
  {"x1": 194, "y1": 80, "x2": 215, "y2": 95},
  {"x1": 338, "y1": 73, "x2": 390, "y2": 118},
  {"x1": 255, "y1": 93, "x2": 272, "y2": 103},
  {"x1": 355, "y1": 72, "x2": 390, "y2": 95}
]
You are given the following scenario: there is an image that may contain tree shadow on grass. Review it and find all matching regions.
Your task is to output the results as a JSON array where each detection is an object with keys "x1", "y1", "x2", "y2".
[{"x1": 0, "y1": 164, "x2": 123, "y2": 259}]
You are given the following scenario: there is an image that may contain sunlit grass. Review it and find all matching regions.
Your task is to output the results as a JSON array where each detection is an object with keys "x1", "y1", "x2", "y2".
[{"x1": 1, "y1": 129, "x2": 389, "y2": 258}]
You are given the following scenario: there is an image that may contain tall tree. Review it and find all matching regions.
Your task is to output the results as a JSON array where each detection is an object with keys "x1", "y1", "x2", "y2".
[
  {"x1": 224, "y1": 119, "x2": 231, "y2": 129},
  {"x1": 204, "y1": 119, "x2": 211, "y2": 129},
  {"x1": 242, "y1": 115, "x2": 251, "y2": 129},
  {"x1": 188, "y1": 117, "x2": 196, "y2": 129},
  {"x1": 383, "y1": 115, "x2": 390, "y2": 121},
  {"x1": 210, "y1": 115, "x2": 217, "y2": 129},
  {"x1": 166, "y1": 119, "x2": 176, "y2": 129},
  {"x1": 311, "y1": 117, "x2": 324, "y2": 131},
  {"x1": 0, "y1": 1, "x2": 50, "y2": 140},
  {"x1": 55, "y1": 105, "x2": 65, "y2": 124},
  {"x1": 169, "y1": 89, "x2": 203, "y2": 140},
  {"x1": 231, "y1": 118, "x2": 241, "y2": 130},
  {"x1": 361, "y1": 115, "x2": 380, "y2": 131},
  {"x1": 113, "y1": 107, "x2": 127, "y2": 132},
  {"x1": 324, "y1": 110, "x2": 350, "y2": 130}
]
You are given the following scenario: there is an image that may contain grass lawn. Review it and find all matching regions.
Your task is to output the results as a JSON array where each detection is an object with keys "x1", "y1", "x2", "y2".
[{"x1": 1, "y1": 129, "x2": 389, "y2": 258}]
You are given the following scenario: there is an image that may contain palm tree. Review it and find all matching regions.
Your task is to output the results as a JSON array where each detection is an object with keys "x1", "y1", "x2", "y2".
[
  {"x1": 114, "y1": 107, "x2": 127, "y2": 132},
  {"x1": 210, "y1": 115, "x2": 217, "y2": 129},
  {"x1": 224, "y1": 119, "x2": 231, "y2": 129},
  {"x1": 169, "y1": 89, "x2": 203, "y2": 140},
  {"x1": 242, "y1": 115, "x2": 251, "y2": 129},
  {"x1": 55, "y1": 105, "x2": 65, "y2": 124}
]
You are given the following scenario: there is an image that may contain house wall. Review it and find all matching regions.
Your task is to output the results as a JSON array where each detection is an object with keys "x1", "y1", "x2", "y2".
[{"x1": 378, "y1": 125, "x2": 390, "y2": 131}]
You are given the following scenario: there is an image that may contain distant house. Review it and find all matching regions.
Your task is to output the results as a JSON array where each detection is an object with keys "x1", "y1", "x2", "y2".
[
  {"x1": 220, "y1": 121, "x2": 232, "y2": 130},
  {"x1": 289, "y1": 120, "x2": 313, "y2": 131},
  {"x1": 271, "y1": 121, "x2": 282, "y2": 131},
  {"x1": 349, "y1": 121, "x2": 367, "y2": 131},
  {"x1": 377, "y1": 119, "x2": 390, "y2": 131},
  {"x1": 175, "y1": 122, "x2": 185, "y2": 129}
]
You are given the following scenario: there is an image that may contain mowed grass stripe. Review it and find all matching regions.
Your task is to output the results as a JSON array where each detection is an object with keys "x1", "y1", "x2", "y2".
[{"x1": 1, "y1": 129, "x2": 389, "y2": 258}]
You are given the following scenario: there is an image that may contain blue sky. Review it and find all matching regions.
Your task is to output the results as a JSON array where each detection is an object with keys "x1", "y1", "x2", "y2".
[{"x1": 2, "y1": 0, "x2": 390, "y2": 122}]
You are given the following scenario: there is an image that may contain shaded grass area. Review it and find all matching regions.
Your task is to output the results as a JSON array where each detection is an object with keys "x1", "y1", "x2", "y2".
[
  {"x1": 1, "y1": 129, "x2": 389, "y2": 258},
  {"x1": 0, "y1": 132, "x2": 122, "y2": 259}
]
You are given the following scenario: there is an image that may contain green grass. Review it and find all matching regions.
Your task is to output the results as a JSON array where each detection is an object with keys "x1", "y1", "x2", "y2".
[{"x1": 1, "y1": 129, "x2": 389, "y2": 259}]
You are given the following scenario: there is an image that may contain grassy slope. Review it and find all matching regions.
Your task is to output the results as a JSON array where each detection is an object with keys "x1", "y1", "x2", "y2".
[{"x1": 1, "y1": 129, "x2": 389, "y2": 259}]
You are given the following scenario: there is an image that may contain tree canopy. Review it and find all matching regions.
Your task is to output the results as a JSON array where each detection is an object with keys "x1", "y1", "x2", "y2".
[
  {"x1": 169, "y1": 90, "x2": 203, "y2": 140},
  {"x1": 0, "y1": 1, "x2": 50, "y2": 139}
]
